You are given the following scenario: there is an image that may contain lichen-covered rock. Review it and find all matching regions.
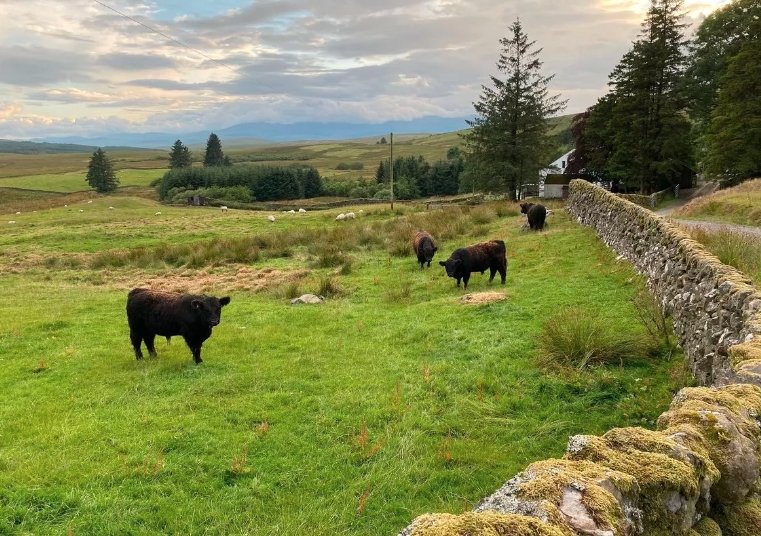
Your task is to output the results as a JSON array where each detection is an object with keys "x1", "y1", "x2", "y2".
[
  {"x1": 720, "y1": 494, "x2": 761, "y2": 536},
  {"x1": 690, "y1": 516, "x2": 722, "y2": 536},
  {"x1": 402, "y1": 512, "x2": 566, "y2": 536}
]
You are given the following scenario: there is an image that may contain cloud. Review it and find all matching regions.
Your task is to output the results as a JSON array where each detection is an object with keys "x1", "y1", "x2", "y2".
[{"x1": 0, "y1": 0, "x2": 726, "y2": 139}]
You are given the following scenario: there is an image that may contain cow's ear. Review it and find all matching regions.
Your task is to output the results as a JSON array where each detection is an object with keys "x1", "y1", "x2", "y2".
[
  {"x1": 433, "y1": 246, "x2": 438, "y2": 252},
  {"x1": 191, "y1": 299, "x2": 203, "y2": 310},
  {"x1": 220, "y1": 296, "x2": 231, "y2": 306},
  {"x1": 439, "y1": 261, "x2": 446, "y2": 266}
]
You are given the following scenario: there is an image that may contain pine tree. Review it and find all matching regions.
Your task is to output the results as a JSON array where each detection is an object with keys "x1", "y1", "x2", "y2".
[
  {"x1": 573, "y1": 0, "x2": 693, "y2": 193},
  {"x1": 203, "y1": 133, "x2": 225, "y2": 167},
  {"x1": 85, "y1": 148, "x2": 119, "y2": 193},
  {"x1": 169, "y1": 139, "x2": 192, "y2": 169},
  {"x1": 703, "y1": 34, "x2": 761, "y2": 181},
  {"x1": 464, "y1": 18, "x2": 566, "y2": 198}
]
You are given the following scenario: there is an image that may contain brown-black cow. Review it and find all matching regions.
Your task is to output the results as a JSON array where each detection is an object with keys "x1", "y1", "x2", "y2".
[
  {"x1": 126, "y1": 288, "x2": 230, "y2": 364},
  {"x1": 439, "y1": 240, "x2": 507, "y2": 289},
  {"x1": 412, "y1": 230, "x2": 437, "y2": 269}
]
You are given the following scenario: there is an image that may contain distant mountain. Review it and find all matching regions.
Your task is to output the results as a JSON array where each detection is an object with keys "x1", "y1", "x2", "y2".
[
  {"x1": 37, "y1": 116, "x2": 472, "y2": 149},
  {"x1": 0, "y1": 139, "x2": 150, "y2": 155}
]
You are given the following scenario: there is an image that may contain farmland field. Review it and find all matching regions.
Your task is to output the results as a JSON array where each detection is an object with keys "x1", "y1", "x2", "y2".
[{"x1": 0, "y1": 191, "x2": 687, "y2": 535}]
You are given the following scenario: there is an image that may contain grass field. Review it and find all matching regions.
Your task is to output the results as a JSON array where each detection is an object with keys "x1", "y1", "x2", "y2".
[
  {"x1": 0, "y1": 150, "x2": 167, "y2": 179},
  {"x1": 673, "y1": 178, "x2": 761, "y2": 226},
  {"x1": 0, "y1": 168, "x2": 165, "y2": 193},
  {"x1": 0, "y1": 194, "x2": 687, "y2": 535}
]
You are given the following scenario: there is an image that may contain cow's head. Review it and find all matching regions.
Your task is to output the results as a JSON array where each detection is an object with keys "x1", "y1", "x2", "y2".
[
  {"x1": 439, "y1": 258, "x2": 461, "y2": 278},
  {"x1": 191, "y1": 295, "x2": 231, "y2": 327},
  {"x1": 422, "y1": 243, "x2": 438, "y2": 264},
  {"x1": 520, "y1": 202, "x2": 534, "y2": 214}
]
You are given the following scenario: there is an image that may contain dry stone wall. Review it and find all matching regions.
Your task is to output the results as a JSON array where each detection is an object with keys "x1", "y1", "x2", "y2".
[{"x1": 398, "y1": 181, "x2": 761, "y2": 535}]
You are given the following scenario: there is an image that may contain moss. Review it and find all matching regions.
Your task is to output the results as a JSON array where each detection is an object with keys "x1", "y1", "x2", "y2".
[
  {"x1": 517, "y1": 459, "x2": 637, "y2": 533},
  {"x1": 564, "y1": 427, "x2": 702, "y2": 530},
  {"x1": 729, "y1": 342, "x2": 761, "y2": 368},
  {"x1": 720, "y1": 495, "x2": 761, "y2": 536},
  {"x1": 691, "y1": 516, "x2": 722, "y2": 536},
  {"x1": 672, "y1": 385, "x2": 761, "y2": 418},
  {"x1": 408, "y1": 512, "x2": 566, "y2": 536}
]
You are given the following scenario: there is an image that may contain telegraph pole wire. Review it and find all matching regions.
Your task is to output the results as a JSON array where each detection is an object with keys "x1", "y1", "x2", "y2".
[{"x1": 91, "y1": 0, "x2": 237, "y2": 74}]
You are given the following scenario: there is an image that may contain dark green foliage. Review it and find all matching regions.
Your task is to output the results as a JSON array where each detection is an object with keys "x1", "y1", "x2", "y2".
[
  {"x1": 203, "y1": 133, "x2": 226, "y2": 167},
  {"x1": 685, "y1": 0, "x2": 761, "y2": 147},
  {"x1": 702, "y1": 28, "x2": 761, "y2": 181},
  {"x1": 159, "y1": 165, "x2": 323, "y2": 202},
  {"x1": 569, "y1": 0, "x2": 694, "y2": 193},
  {"x1": 335, "y1": 162, "x2": 364, "y2": 170},
  {"x1": 463, "y1": 18, "x2": 566, "y2": 199},
  {"x1": 85, "y1": 148, "x2": 119, "y2": 193},
  {"x1": 168, "y1": 139, "x2": 192, "y2": 169},
  {"x1": 374, "y1": 154, "x2": 463, "y2": 198}
]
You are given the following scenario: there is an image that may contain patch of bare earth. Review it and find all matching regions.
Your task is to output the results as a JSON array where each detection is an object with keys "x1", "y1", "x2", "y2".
[
  {"x1": 106, "y1": 265, "x2": 310, "y2": 294},
  {"x1": 459, "y1": 291, "x2": 507, "y2": 305}
]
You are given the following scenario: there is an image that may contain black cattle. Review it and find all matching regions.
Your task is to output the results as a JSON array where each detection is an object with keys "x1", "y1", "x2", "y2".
[
  {"x1": 126, "y1": 288, "x2": 230, "y2": 364},
  {"x1": 520, "y1": 202, "x2": 547, "y2": 230},
  {"x1": 412, "y1": 230, "x2": 437, "y2": 269},
  {"x1": 439, "y1": 240, "x2": 507, "y2": 289}
]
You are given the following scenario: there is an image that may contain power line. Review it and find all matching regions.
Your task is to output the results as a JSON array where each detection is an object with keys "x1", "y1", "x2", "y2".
[{"x1": 91, "y1": 0, "x2": 237, "y2": 73}]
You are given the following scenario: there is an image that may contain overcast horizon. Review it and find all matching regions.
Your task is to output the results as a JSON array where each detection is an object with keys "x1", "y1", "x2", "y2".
[{"x1": 0, "y1": 0, "x2": 729, "y2": 140}]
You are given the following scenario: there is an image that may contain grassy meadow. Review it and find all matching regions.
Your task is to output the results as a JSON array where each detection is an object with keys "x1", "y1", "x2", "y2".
[
  {"x1": 673, "y1": 178, "x2": 761, "y2": 226},
  {"x1": 0, "y1": 191, "x2": 688, "y2": 535}
]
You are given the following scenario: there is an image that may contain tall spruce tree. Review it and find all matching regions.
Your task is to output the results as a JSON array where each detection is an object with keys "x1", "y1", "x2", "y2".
[
  {"x1": 203, "y1": 133, "x2": 226, "y2": 167},
  {"x1": 464, "y1": 18, "x2": 566, "y2": 198},
  {"x1": 572, "y1": 0, "x2": 693, "y2": 193},
  {"x1": 169, "y1": 139, "x2": 192, "y2": 169},
  {"x1": 85, "y1": 148, "x2": 119, "y2": 193},
  {"x1": 703, "y1": 33, "x2": 761, "y2": 181}
]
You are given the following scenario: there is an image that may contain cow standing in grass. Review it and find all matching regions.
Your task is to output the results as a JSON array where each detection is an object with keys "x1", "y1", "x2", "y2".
[
  {"x1": 520, "y1": 202, "x2": 547, "y2": 230},
  {"x1": 412, "y1": 231, "x2": 437, "y2": 269},
  {"x1": 439, "y1": 240, "x2": 507, "y2": 289},
  {"x1": 126, "y1": 288, "x2": 230, "y2": 364}
]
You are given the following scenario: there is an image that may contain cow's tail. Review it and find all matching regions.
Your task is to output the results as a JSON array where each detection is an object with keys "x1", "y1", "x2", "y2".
[{"x1": 492, "y1": 240, "x2": 506, "y2": 253}]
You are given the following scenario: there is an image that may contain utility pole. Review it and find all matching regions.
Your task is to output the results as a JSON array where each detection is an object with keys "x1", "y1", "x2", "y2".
[{"x1": 389, "y1": 132, "x2": 394, "y2": 210}]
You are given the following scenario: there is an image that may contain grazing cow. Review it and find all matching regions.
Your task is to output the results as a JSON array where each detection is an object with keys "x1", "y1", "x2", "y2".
[
  {"x1": 412, "y1": 231, "x2": 437, "y2": 269},
  {"x1": 520, "y1": 202, "x2": 547, "y2": 231},
  {"x1": 439, "y1": 240, "x2": 507, "y2": 289},
  {"x1": 126, "y1": 288, "x2": 230, "y2": 364}
]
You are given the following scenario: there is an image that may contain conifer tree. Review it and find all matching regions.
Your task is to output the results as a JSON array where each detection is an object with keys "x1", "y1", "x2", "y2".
[
  {"x1": 464, "y1": 18, "x2": 566, "y2": 198},
  {"x1": 85, "y1": 148, "x2": 119, "y2": 193},
  {"x1": 169, "y1": 139, "x2": 192, "y2": 169},
  {"x1": 203, "y1": 133, "x2": 226, "y2": 167}
]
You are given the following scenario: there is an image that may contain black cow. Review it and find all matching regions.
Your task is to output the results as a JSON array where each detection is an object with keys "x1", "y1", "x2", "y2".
[
  {"x1": 520, "y1": 202, "x2": 547, "y2": 230},
  {"x1": 126, "y1": 288, "x2": 230, "y2": 364},
  {"x1": 439, "y1": 240, "x2": 507, "y2": 289},
  {"x1": 412, "y1": 230, "x2": 437, "y2": 269}
]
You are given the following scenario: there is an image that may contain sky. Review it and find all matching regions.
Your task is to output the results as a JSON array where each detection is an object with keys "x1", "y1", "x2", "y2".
[{"x1": 0, "y1": 0, "x2": 729, "y2": 139}]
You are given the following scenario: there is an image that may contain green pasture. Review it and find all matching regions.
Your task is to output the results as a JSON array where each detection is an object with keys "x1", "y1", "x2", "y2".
[
  {"x1": 0, "y1": 194, "x2": 686, "y2": 535},
  {"x1": 0, "y1": 168, "x2": 165, "y2": 193},
  {"x1": 674, "y1": 178, "x2": 761, "y2": 227}
]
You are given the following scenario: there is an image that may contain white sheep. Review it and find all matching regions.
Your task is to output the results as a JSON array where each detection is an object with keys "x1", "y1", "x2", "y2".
[
  {"x1": 345, "y1": 212, "x2": 356, "y2": 219},
  {"x1": 15, "y1": 211, "x2": 21, "y2": 215},
  {"x1": 64, "y1": 204, "x2": 68, "y2": 207},
  {"x1": 268, "y1": 215, "x2": 276, "y2": 223},
  {"x1": 220, "y1": 206, "x2": 228, "y2": 212},
  {"x1": 336, "y1": 213, "x2": 346, "y2": 221},
  {"x1": 288, "y1": 209, "x2": 296, "y2": 214},
  {"x1": 155, "y1": 211, "x2": 162, "y2": 216},
  {"x1": 298, "y1": 208, "x2": 307, "y2": 213},
  {"x1": 8, "y1": 220, "x2": 16, "y2": 224},
  {"x1": 87, "y1": 200, "x2": 93, "y2": 204},
  {"x1": 79, "y1": 209, "x2": 84, "y2": 213},
  {"x1": 108, "y1": 206, "x2": 115, "y2": 209}
]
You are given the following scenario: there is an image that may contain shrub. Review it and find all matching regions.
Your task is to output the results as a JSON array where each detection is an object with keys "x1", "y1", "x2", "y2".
[
  {"x1": 469, "y1": 206, "x2": 496, "y2": 225},
  {"x1": 632, "y1": 287, "x2": 675, "y2": 352},
  {"x1": 537, "y1": 308, "x2": 644, "y2": 369},
  {"x1": 317, "y1": 276, "x2": 346, "y2": 298}
]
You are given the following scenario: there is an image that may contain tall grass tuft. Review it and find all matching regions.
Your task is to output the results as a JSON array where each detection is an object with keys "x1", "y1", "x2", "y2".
[
  {"x1": 537, "y1": 308, "x2": 644, "y2": 370},
  {"x1": 632, "y1": 287, "x2": 675, "y2": 354},
  {"x1": 317, "y1": 276, "x2": 346, "y2": 298},
  {"x1": 687, "y1": 228, "x2": 761, "y2": 286}
]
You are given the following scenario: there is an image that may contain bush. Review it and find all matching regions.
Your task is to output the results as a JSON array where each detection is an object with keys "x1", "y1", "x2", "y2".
[
  {"x1": 537, "y1": 308, "x2": 645, "y2": 369},
  {"x1": 317, "y1": 276, "x2": 346, "y2": 298}
]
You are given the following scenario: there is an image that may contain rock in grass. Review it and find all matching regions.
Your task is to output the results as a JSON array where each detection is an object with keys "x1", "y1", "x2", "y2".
[{"x1": 290, "y1": 294, "x2": 324, "y2": 305}]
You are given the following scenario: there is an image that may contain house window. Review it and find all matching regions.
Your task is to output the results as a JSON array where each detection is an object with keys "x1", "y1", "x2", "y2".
[{"x1": 562, "y1": 161, "x2": 566, "y2": 168}]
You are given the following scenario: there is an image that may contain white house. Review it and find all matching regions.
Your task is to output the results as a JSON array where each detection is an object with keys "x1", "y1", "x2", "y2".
[{"x1": 539, "y1": 149, "x2": 574, "y2": 198}]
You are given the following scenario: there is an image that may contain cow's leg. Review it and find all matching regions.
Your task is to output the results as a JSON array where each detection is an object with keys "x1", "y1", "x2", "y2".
[
  {"x1": 489, "y1": 265, "x2": 496, "y2": 282},
  {"x1": 144, "y1": 333, "x2": 157, "y2": 357},
  {"x1": 499, "y1": 261, "x2": 507, "y2": 284},
  {"x1": 456, "y1": 277, "x2": 461, "y2": 288},
  {"x1": 463, "y1": 274, "x2": 470, "y2": 289},
  {"x1": 184, "y1": 336, "x2": 203, "y2": 364},
  {"x1": 427, "y1": 261, "x2": 431, "y2": 268},
  {"x1": 130, "y1": 330, "x2": 144, "y2": 360}
]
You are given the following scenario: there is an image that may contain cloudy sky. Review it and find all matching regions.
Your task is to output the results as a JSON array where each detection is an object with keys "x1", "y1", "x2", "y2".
[{"x1": 0, "y1": 0, "x2": 728, "y2": 139}]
